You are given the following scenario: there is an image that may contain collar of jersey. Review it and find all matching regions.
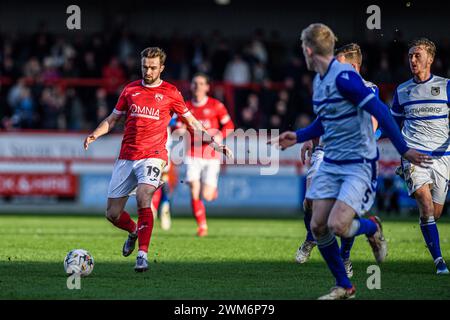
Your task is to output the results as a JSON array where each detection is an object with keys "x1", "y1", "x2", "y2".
[
  {"x1": 413, "y1": 74, "x2": 433, "y2": 84},
  {"x1": 319, "y1": 58, "x2": 336, "y2": 80},
  {"x1": 191, "y1": 96, "x2": 209, "y2": 107},
  {"x1": 141, "y1": 79, "x2": 163, "y2": 88}
]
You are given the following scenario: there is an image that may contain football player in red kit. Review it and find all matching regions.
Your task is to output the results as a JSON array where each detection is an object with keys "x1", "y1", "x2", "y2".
[
  {"x1": 180, "y1": 73, "x2": 234, "y2": 237},
  {"x1": 84, "y1": 48, "x2": 232, "y2": 272}
]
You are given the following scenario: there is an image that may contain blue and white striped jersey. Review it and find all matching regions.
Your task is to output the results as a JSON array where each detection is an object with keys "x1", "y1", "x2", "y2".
[
  {"x1": 317, "y1": 78, "x2": 379, "y2": 147},
  {"x1": 391, "y1": 75, "x2": 450, "y2": 155},
  {"x1": 312, "y1": 59, "x2": 378, "y2": 161}
]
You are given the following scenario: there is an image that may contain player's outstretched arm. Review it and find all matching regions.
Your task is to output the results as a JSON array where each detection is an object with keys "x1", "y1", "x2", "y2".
[
  {"x1": 268, "y1": 117, "x2": 324, "y2": 151},
  {"x1": 84, "y1": 112, "x2": 122, "y2": 150},
  {"x1": 335, "y1": 71, "x2": 432, "y2": 167},
  {"x1": 183, "y1": 113, "x2": 233, "y2": 159}
]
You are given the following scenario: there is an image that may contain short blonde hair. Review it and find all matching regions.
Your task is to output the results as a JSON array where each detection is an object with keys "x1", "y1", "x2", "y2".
[
  {"x1": 140, "y1": 47, "x2": 167, "y2": 65},
  {"x1": 408, "y1": 38, "x2": 436, "y2": 59},
  {"x1": 301, "y1": 23, "x2": 337, "y2": 56}
]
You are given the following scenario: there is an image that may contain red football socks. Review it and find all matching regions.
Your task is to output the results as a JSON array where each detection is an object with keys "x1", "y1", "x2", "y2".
[
  {"x1": 112, "y1": 211, "x2": 137, "y2": 234},
  {"x1": 191, "y1": 199, "x2": 207, "y2": 228},
  {"x1": 137, "y1": 207, "x2": 154, "y2": 253}
]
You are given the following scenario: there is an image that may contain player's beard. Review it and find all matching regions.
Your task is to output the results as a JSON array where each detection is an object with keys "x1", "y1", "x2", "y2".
[{"x1": 143, "y1": 74, "x2": 161, "y2": 86}]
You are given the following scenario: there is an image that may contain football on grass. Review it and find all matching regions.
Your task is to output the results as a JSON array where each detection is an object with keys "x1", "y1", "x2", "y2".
[{"x1": 64, "y1": 249, "x2": 94, "y2": 277}]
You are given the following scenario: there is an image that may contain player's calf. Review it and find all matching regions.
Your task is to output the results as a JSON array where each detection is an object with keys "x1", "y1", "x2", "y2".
[{"x1": 366, "y1": 216, "x2": 387, "y2": 264}]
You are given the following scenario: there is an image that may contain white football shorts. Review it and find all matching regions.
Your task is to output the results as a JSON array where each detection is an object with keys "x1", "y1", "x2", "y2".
[
  {"x1": 401, "y1": 156, "x2": 450, "y2": 205},
  {"x1": 306, "y1": 160, "x2": 378, "y2": 216},
  {"x1": 185, "y1": 156, "x2": 221, "y2": 188},
  {"x1": 107, "y1": 158, "x2": 166, "y2": 198},
  {"x1": 306, "y1": 148, "x2": 325, "y2": 180}
]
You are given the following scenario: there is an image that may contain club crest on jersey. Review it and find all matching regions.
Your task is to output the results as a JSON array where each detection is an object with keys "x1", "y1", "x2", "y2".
[
  {"x1": 431, "y1": 87, "x2": 440, "y2": 96},
  {"x1": 155, "y1": 93, "x2": 164, "y2": 102},
  {"x1": 130, "y1": 104, "x2": 160, "y2": 120}
]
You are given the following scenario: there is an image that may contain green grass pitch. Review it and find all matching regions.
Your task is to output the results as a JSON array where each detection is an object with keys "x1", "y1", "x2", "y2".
[{"x1": 1, "y1": 214, "x2": 449, "y2": 299}]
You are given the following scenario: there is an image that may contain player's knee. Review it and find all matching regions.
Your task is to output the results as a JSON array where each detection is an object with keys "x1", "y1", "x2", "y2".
[
  {"x1": 327, "y1": 220, "x2": 347, "y2": 237},
  {"x1": 203, "y1": 194, "x2": 214, "y2": 202},
  {"x1": 310, "y1": 220, "x2": 326, "y2": 238},
  {"x1": 136, "y1": 186, "x2": 155, "y2": 209},
  {"x1": 202, "y1": 189, "x2": 215, "y2": 202},
  {"x1": 417, "y1": 200, "x2": 434, "y2": 217},
  {"x1": 105, "y1": 208, "x2": 119, "y2": 223},
  {"x1": 137, "y1": 197, "x2": 151, "y2": 209}
]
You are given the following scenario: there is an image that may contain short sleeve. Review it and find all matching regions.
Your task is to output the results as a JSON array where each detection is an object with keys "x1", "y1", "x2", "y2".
[
  {"x1": 113, "y1": 89, "x2": 128, "y2": 115},
  {"x1": 171, "y1": 89, "x2": 191, "y2": 117},
  {"x1": 216, "y1": 102, "x2": 231, "y2": 125}
]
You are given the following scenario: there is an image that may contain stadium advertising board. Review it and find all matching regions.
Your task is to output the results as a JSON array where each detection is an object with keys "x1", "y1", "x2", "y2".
[{"x1": 0, "y1": 173, "x2": 78, "y2": 196}]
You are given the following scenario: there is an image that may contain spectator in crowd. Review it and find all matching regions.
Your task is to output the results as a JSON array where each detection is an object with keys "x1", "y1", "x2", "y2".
[
  {"x1": 7, "y1": 80, "x2": 36, "y2": 128},
  {"x1": 2, "y1": 26, "x2": 450, "y2": 133},
  {"x1": 224, "y1": 54, "x2": 251, "y2": 85},
  {"x1": 22, "y1": 57, "x2": 42, "y2": 80},
  {"x1": 40, "y1": 86, "x2": 66, "y2": 129},
  {"x1": 238, "y1": 92, "x2": 261, "y2": 130}
]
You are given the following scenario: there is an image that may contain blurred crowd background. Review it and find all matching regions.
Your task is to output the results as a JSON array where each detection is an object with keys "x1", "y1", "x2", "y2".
[
  {"x1": 2, "y1": 24, "x2": 450, "y2": 133},
  {"x1": 1, "y1": 0, "x2": 450, "y2": 215}
]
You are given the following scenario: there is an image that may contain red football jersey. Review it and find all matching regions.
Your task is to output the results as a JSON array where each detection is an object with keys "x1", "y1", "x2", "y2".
[
  {"x1": 184, "y1": 96, "x2": 234, "y2": 159},
  {"x1": 114, "y1": 80, "x2": 190, "y2": 161}
]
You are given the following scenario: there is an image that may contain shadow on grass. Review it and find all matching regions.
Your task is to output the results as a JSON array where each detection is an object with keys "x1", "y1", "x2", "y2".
[{"x1": 1, "y1": 259, "x2": 449, "y2": 300}]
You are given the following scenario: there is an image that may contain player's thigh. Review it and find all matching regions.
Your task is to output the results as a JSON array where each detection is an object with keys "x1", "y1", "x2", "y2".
[
  {"x1": 303, "y1": 177, "x2": 314, "y2": 211},
  {"x1": 305, "y1": 163, "x2": 341, "y2": 204},
  {"x1": 107, "y1": 159, "x2": 137, "y2": 199},
  {"x1": 434, "y1": 203, "x2": 445, "y2": 220},
  {"x1": 304, "y1": 151, "x2": 322, "y2": 209},
  {"x1": 133, "y1": 158, "x2": 166, "y2": 208},
  {"x1": 201, "y1": 160, "x2": 220, "y2": 201},
  {"x1": 136, "y1": 183, "x2": 157, "y2": 208},
  {"x1": 328, "y1": 200, "x2": 357, "y2": 237},
  {"x1": 336, "y1": 163, "x2": 375, "y2": 217},
  {"x1": 402, "y1": 157, "x2": 433, "y2": 198},
  {"x1": 311, "y1": 199, "x2": 335, "y2": 237},
  {"x1": 429, "y1": 158, "x2": 449, "y2": 218},
  {"x1": 106, "y1": 196, "x2": 129, "y2": 221},
  {"x1": 413, "y1": 184, "x2": 434, "y2": 217},
  {"x1": 185, "y1": 157, "x2": 202, "y2": 184}
]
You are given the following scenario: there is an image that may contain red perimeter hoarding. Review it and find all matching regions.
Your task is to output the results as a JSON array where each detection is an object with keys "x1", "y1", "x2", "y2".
[{"x1": 0, "y1": 174, "x2": 78, "y2": 196}]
